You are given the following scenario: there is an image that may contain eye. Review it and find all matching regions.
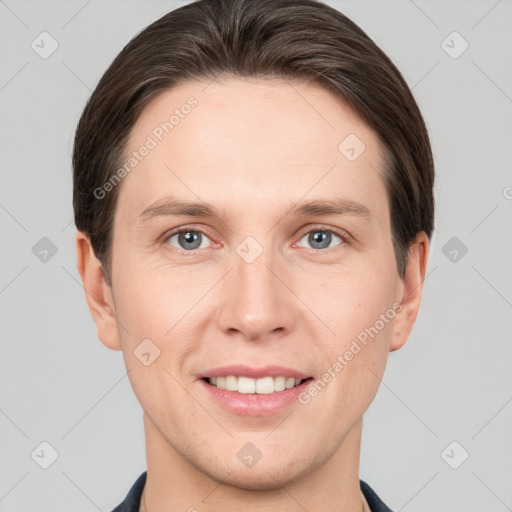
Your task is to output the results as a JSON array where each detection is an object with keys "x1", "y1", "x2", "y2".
[
  {"x1": 298, "y1": 228, "x2": 345, "y2": 250},
  {"x1": 166, "y1": 229, "x2": 211, "y2": 251}
]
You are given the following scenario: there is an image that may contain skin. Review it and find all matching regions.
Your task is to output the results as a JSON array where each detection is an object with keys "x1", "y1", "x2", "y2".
[{"x1": 76, "y1": 77, "x2": 429, "y2": 511}]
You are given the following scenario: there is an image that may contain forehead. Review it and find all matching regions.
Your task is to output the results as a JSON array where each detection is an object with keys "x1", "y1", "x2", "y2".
[{"x1": 118, "y1": 77, "x2": 388, "y2": 221}]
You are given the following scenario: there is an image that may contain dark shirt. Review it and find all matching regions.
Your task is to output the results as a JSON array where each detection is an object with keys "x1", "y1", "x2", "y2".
[{"x1": 112, "y1": 471, "x2": 394, "y2": 511}]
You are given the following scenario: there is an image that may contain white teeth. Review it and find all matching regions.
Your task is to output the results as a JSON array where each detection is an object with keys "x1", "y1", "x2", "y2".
[
  {"x1": 274, "y1": 376, "x2": 286, "y2": 392},
  {"x1": 237, "y1": 376, "x2": 255, "y2": 394},
  {"x1": 207, "y1": 375, "x2": 305, "y2": 394},
  {"x1": 255, "y1": 376, "x2": 274, "y2": 394},
  {"x1": 225, "y1": 375, "x2": 237, "y2": 391}
]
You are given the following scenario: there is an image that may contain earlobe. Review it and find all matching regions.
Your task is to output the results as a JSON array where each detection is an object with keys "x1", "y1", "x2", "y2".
[
  {"x1": 389, "y1": 232, "x2": 429, "y2": 352},
  {"x1": 75, "y1": 231, "x2": 122, "y2": 351}
]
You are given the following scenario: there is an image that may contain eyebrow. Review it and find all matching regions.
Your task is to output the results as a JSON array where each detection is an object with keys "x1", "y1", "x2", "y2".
[
  {"x1": 137, "y1": 196, "x2": 371, "y2": 224},
  {"x1": 288, "y1": 199, "x2": 370, "y2": 218},
  {"x1": 138, "y1": 198, "x2": 220, "y2": 223}
]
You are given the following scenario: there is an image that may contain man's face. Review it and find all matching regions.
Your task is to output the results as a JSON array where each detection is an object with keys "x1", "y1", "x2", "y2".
[{"x1": 108, "y1": 78, "x2": 408, "y2": 488}]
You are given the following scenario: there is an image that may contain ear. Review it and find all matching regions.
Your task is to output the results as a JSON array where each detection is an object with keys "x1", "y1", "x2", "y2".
[
  {"x1": 389, "y1": 231, "x2": 430, "y2": 352},
  {"x1": 75, "y1": 231, "x2": 121, "y2": 350}
]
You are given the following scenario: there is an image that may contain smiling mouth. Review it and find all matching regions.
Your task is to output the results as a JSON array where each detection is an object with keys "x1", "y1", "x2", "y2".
[{"x1": 203, "y1": 375, "x2": 314, "y2": 394}]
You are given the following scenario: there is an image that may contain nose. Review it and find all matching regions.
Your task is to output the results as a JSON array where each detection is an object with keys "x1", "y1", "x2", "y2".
[{"x1": 215, "y1": 244, "x2": 297, "y2": 342}]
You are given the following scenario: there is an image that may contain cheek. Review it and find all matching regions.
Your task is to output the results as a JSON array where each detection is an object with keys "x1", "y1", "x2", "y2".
[
  {"x1": 111, "y1": 248, "x2": 196, "y2": 340},
  {"x1": 295, "y1": 259, "x2": 397, "y2": 410},
  {"x1": 111, "y1": 255, "x2": 209, "y2": 395},
  {"x1": 295, "y1": 262, "x2": 398, "y2": 343}
]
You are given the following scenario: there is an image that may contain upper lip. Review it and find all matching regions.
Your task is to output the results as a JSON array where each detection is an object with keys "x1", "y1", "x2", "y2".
[{"x1": 199, "y1": 365, "x2": 311, "y2": 380}]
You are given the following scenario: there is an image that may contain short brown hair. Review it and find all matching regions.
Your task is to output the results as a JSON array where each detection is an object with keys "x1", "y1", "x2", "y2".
[{"x1": 73, "y1": 0, "x2": 434, "y2": 286}]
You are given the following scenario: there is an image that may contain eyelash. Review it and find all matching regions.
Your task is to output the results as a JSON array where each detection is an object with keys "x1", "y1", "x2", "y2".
[{"x1": 161, "y1": 224, "x2": 350, "y2": 255}]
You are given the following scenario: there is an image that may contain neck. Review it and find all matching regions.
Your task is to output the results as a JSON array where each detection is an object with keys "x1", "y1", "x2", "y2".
[{"x1": 141, "y1": 413, "x2": 364, "y2": 512}]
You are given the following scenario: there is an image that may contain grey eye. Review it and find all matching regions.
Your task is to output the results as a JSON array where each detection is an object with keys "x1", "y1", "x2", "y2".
[
  {"x1": 299, "y1": 230, "x2": 342, "y2": 250},
  {"x1": 167, "y1": 230, "x2": 210, "y2": 250}
]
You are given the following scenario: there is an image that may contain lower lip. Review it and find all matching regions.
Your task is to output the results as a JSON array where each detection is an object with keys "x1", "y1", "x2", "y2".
[{"x1": 199, "y1": 378, "x2": 313, "y2": 416}]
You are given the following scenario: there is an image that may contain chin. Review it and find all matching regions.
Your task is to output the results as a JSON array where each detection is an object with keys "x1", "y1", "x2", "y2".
[
  {"x1": 211, "y1": 454, "x2": 315, "y2": 491},
  {"x1": 221, "y1": 467, "x2": 303, "y2": 491}
]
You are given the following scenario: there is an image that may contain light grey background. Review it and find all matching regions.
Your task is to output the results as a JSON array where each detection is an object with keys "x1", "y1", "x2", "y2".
[{"x1": 1, "y1": 0, "x2": 511, "y2": 511}]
